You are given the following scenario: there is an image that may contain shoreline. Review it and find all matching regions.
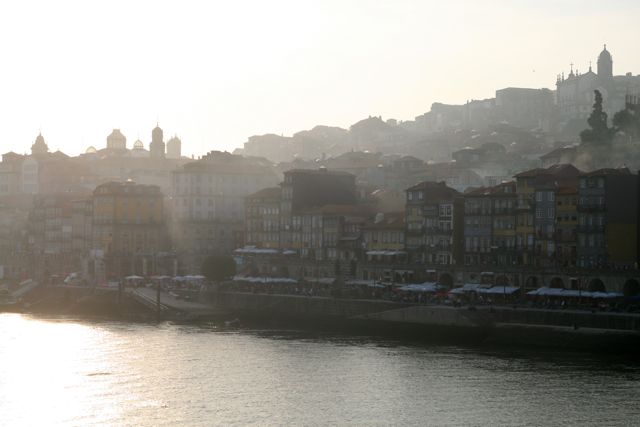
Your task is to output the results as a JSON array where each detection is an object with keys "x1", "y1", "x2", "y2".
[{"x1": 6, "y1": 286, "x2": 640, "y2": 353}]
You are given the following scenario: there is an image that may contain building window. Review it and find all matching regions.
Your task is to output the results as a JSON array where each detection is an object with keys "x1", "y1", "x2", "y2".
[{"x1": 439, "y1": 204, "x2": 452, "y2": 217}]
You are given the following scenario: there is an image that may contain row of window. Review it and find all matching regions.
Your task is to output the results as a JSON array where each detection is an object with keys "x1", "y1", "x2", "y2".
[
  {"x1": 578, "y1": 234, "x2": 605, "y2": 248},
  {"x1": 247, "y1": 206, "x2": 279, "y2": 215},
  {"x1": 247, "y1": 219, "x2": 279, "y2": 232},
  {"x1": 363, "y1": 231, "x2": 405, "y2": 244},
  {"x1": 579, "y1": 178, "x2": 605, "y2": 189},
  {"x1": 535, "y1": 208, "x2": 555, "y2": 219},
  {"x1": 579, "y1": 214, "x2": 605, "y2": 226},
  {"x1": 535, "y1": 191, "x2": 555, "y2": 202}
]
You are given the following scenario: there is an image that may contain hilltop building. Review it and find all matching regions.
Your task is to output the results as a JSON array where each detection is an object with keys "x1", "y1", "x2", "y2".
[
  {"x1": 150, "y1": 125, "x2": 165, "y2": 159},
  {"x1": 166, "y1": 135, "x2": 182, "y2": 159},
  {"x1": 106, "y1": 129, "x2": 127, "y2": 151},
  {"x1": 556, "y1": 45, "x2": 640, "y2": 135},
  {"x1": 31, "y1": 133, "x2": 49, "y2": 156}
]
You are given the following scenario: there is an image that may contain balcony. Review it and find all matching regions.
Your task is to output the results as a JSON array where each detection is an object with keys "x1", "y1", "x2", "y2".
[
  {"x1": 406, "y1": 228, "x2": 424, "y2": 235},
  {"x1": 555, "y1": 232, "x2": 577, "y2": 242},
  {"x1": 406, "y1": 227, "x2": 453, "y2": 236},
  {"x1": 577, "y1": 204, "x2": 606, "y2": 213},
  {"x1": 424, "y1": 243, "x2": 452, "y2": 252},
  {"x1": 489, "y1": 245, "x2": 515, "y2": 253},
  {"x1": 431, "y1": 227, "x2": 454, "y2": 235},
  {"x1": 493, "y1": 208, "x2": 515, "y2": 215},
  {"x1": 516, "y1": 201, "x2": 533, "y2": 211},
  {"x1": 577, "y1": 225, "x2": 604, "y2": 233}
]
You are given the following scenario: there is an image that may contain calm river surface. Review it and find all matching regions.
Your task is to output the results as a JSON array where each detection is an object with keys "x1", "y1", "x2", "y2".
[{"x1": 1, "y1": 313, "x2": 639, "y2": 426}]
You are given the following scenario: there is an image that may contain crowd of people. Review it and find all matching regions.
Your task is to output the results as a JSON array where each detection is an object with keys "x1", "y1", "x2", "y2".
[{"x1": 217, "y1": 277, "x2": 638, "y2": 313}]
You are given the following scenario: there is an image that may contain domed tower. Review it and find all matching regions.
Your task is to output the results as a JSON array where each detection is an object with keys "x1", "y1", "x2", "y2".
[
  {"x1": 106, "y1": 129, "x2": 127, "y2": 151},
  {"x1": 131, "y1": 139, "x2": 147, "y2": 158},
  {"x1": 31, "y1": 132, "x2": 49, "y2": 155},
  {"x1": 597, "y1": 44, "x2": 613, "y2": 79},
  {"x1": 150, "y1": 124, "x2": 165, "y2": 159},
  {"x1": 166, "y1": 135, "x2": 181, "y2": 159}
]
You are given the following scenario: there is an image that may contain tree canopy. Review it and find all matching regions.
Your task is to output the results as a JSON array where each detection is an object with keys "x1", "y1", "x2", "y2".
[
  {"x1": 201, "y1": 255, "x2": 236, "y2": 281},
  {"x1": 613, "y1": 104, "x2": 640, "y2": 140},
  {"x1": 580, "y1": 90, "x2": 615, "y2": 145}
]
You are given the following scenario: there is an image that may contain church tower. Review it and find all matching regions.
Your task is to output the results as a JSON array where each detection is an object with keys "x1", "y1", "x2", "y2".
[
  {"x1": 166, "y1": 135, "x2": 181, "y2": 159},
  {"x1": 597, "y1": 44, "x2": 613, "y2": 79},
  {"x1": 31, "y1": 132, "x2": 49, "y2": 155},
  {"x1": 106, "y1": 129, "x2": 127, "y2": 151},
  {"x1": 149, "y1": 124, "x2": 165, "y2": 159}
]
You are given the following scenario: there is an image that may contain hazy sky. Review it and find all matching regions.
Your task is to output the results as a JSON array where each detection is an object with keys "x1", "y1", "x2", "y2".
[{"x1": 2, "y1": 0, "x2": 639, "y2": 157}]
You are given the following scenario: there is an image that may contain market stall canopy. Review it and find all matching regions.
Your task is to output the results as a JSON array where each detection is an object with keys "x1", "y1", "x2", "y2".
[
  {"x1": 234, "y1": 246, "x2": 280, "y2": 254},
  {"x1": 365, "y1": 250, "x2": 407, "y2": 256},
  {"x1": 449, "y1": 283, "x2": 486, "y2": 294},
  {"x1": 480, "y1": 286, "x2": 520, "y2": 295},
  {"x1": 397, "y1": 282, "x2": 445, "y2": 293},
  {"x1": 232, "y1": 276, "x2": 298, "y2": 284},
  {"x1": 527, "y1": 287, "x2": 622, "y2": 299},
  {"x1": 345, "y1": 279, "x2": 386, "y2": 288}
]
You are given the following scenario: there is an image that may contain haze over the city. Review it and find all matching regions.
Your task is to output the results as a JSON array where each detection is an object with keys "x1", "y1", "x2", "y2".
[{"x1": 2, "y1": 0, "x2": 639, "y2": 156}]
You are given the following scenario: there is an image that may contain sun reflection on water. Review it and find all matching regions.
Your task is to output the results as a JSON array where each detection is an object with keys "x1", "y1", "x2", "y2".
[
  {"x1": 0, "y1": 314, "x2": 123, "y2": 426},
  {"x1": 2, "y1": 313, "x2": 640, "y2": 426}
]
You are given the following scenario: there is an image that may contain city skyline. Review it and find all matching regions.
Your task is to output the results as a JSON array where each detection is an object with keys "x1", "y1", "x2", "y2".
[
  {"x1": 2, "y1": 0, "x2": 640, "y2": 157},
  {"x1": 4, "y1": 3, "x2": 640, "y2": 425}
]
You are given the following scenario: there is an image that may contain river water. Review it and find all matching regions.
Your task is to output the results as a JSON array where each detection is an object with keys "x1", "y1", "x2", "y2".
[{"x1": 1, "y1": 313, "x2": 639, "y2": 426}]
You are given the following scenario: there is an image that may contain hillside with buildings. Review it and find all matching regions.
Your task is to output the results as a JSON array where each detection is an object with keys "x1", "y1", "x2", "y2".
[{"x1": 1, "y1": 45, "x2": 640, "y2": 297}]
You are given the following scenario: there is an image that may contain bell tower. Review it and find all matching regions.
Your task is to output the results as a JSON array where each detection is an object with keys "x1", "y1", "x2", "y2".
[
  {"x1": 150, "y1": 124, "x2": 165, "y2": 159},
  {"x1": 597, "y1": 44, "x2": 613, "y2": 79}
]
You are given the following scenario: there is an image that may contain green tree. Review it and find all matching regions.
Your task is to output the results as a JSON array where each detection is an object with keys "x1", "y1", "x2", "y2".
[
  {"x1": 580, "y1": 90, "x2": 615, "y2": 145},
  {"x1": 201, "y1": 255, "x2": 236, "y2": 282},
  {"x1": 613, "y1": 106, "x2": 640, "y2": 139}
]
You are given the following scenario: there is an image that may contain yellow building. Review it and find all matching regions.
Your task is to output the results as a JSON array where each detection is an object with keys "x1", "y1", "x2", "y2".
[
  {"x1": 555, "y1": 187, "x2": 578, "y2": 267},
  {"x1": 514, "y1": 170, "x2": 536, "y2": 265},
  {"x1": 245, "y1": 187, "x2": 281, "y2": 249},
  {"x1": 92, "y1": 181, "x2": 169, "y2": 280}
]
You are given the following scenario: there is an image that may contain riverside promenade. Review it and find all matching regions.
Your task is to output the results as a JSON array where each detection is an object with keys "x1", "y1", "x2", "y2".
[
  {"x1": 205, "y1": 290, "x2": 640, "y2": 351},
  {"x1": 10, "y1": 284, "x2": 640, "y2": 351},
  {"x1": 127, "y1": 287, "x2": 225, "y2": 319}
]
